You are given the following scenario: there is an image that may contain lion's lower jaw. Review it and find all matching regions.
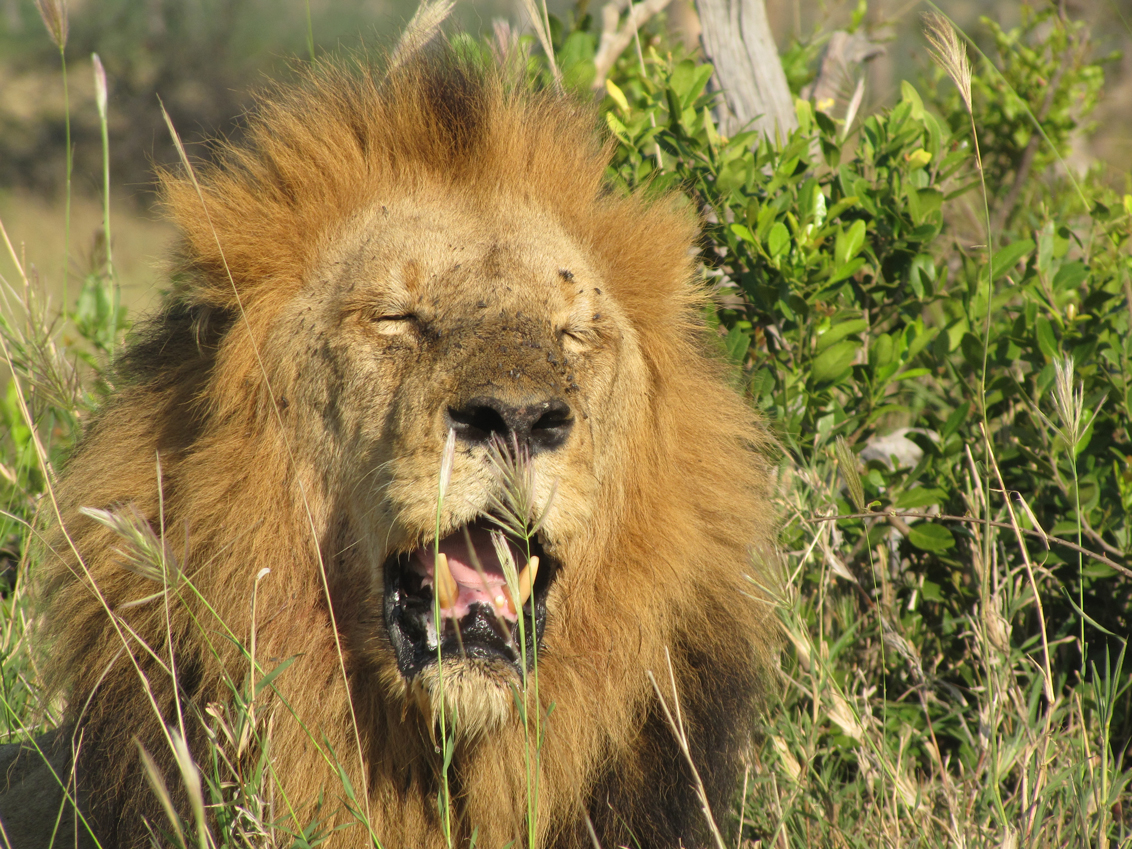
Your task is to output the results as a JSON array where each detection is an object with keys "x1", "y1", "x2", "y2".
[{"x1": 410, "y1": 658, "x2": 523, "y2": 737}]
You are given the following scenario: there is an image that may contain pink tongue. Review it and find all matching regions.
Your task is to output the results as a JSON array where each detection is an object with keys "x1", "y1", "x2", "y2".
[{"x1": 413, "y1": 525, "x2": 519, "y2": 621}]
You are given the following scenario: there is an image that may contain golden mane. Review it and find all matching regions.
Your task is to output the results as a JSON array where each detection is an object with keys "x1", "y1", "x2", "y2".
[{"x1": 31, "y1": 47, "x2": 779, "y2": 848}]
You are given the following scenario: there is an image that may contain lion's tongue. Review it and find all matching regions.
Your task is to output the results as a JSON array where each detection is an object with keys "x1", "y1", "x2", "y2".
[{"x1": 412, "y1": 525, "x2": 517, "y2": 621}]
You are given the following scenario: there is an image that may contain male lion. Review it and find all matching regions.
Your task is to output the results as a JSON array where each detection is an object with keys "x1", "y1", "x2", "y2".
[{"x1": 0, "y1": 46, "x2": 777, "y2": 849}]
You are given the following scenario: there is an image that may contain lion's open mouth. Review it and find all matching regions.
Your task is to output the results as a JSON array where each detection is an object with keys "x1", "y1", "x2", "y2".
[{"x1": 383, "y1": 519, "x2": 556, "y2": 679}]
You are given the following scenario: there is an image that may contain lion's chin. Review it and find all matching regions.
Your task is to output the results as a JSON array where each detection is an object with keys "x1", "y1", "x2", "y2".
[
  {"x1": 383, "y1": 519, "x2": 555, "y2": 688},
  {"x1": 411, "y1": 658, "x2": 523, "y2": 735}
]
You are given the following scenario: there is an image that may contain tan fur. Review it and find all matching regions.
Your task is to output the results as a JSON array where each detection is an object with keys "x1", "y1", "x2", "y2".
[{"x1": 27, "y1": 49, "x2": 778, "y2": 848}]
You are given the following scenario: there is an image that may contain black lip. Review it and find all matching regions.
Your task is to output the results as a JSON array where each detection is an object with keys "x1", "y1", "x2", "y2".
[{"x1": 383, "y1": 525, "x2": 556, "y2": 679}]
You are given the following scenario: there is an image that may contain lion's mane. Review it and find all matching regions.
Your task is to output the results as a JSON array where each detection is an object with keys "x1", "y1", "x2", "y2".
[{"x1": 33, "y1": 48, "x2": 778, "y2": 849}]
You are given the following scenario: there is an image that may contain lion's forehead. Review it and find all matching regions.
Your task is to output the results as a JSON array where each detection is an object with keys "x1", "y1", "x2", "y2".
[{"x1": 316, "y1": 194, "x2": 604, "y2": 319}]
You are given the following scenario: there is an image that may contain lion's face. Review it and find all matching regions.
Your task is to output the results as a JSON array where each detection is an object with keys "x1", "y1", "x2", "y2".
[{"x1": 269, "y1": 189, "x2": 650, "y2": 726}]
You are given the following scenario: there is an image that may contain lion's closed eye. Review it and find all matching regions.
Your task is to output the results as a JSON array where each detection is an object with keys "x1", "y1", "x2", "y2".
[
  {"x1": 364, "y1": 308, "x2": 420, "y2": 335},
  {"x1": 558, "y1": 325, "x2": 597, "y2": 353}
]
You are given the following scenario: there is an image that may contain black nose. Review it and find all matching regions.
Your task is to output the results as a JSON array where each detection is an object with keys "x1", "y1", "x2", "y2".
[{"x1": 447, "y1": 396, "x2": 574, "y2": 454}]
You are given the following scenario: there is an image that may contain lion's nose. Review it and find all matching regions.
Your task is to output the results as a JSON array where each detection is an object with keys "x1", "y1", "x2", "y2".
[{"x1": 447, "y1": 396, "x2": 574, "y2": 454}]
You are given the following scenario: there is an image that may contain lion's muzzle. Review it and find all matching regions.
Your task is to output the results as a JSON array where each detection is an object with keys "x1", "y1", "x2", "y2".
[{"x1": 447, "y1": 395, "x2": 573, "y2": 454}]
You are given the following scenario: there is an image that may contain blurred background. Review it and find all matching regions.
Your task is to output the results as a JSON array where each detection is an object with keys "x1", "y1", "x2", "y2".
[{"x1": 1, "y1": 0, "x2": 1129, "y2": 312}]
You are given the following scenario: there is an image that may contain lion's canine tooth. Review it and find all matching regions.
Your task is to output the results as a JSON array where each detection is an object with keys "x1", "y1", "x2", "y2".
[
  {"x1": 520, "y1": 556, "x2": 539, "y2": 606},
  {"x1": 434, "y1": 552, "x2": 458, "y2": 610},
  {"x1": 505, "y1": 555, "x2": 540, "y2": 616}
]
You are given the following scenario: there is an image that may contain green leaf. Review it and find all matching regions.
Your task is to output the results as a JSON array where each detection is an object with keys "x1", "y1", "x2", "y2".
[
  {"x1": 816, "y1": 318, "x2": 868, "y2": 354},
  {"x1": 723, "y1": 325, "x2": 751, "y2": 367},
  {"x1": 668, "y1": 61, "x2": 714, "y2": 109},
  {"x1": 559, "y1": 31, "x2": 596, "y2": 90},
  {"x1": 940, "y1": 401, "x2": 971, "y2": 440},
  {"x1": 920, "y1": 580, "x2": 943, "y2": 602},
  {"x1": 255, "y1": 656, "x2": 298, "y2": 698},
  {"x1": 913, "y1": 188, "x2": 942, "y2": 220},
  {"x1": 1052, "y1": 261, "x2": 1088, "y2": 290},
  {"x1": 795, "y1": 97, "x2": 813, "y2": 134},
  {"x1": 893, "y1": 368, "x2": 931, "y2": 381},
  {"x1": 909, "y1": 223, "x2": 941, "y2": 242},
  {"x1": 829, "y1": 257, "x2": 867, "y2": 284},
  {"x1": 1037, "y1": 220, "x2": 1055, "y2": 277},
  {"x1": 906, "y1": 323, "x2": 937, "y2": 360},
  {"x1": 604, "y1": 79, "x2": 629, "y2": 113},
  {"x1": 908, "y1": 253, "x2": 937, "y2": 298},
  {"x1": 730, "y1": 223, "x2": 755, "y2": 244},
  {"x1": 703, "y1": 107, "x2": 721, "y2": 149},
  {"x1": 749, "y1": 368, "x2": 775, "y2": 401},
  {"x1": 900, "y1": 81, "x2": 925, "y2": 119},
  {"x1": 767, "y1": 221, "x2": 791, "y2": 259},
  {"x1": 835, "y1": 219, "x2": 867, "y2": 266},
  {"x1": 605, "y1": 111, "x2": 630, "y2": 143},
  {"x1": 907, "y1": 523, "x2": 955, "y2": 552},
  {"x1": 895, "y1": 487, "x2": 946, "y2": 509},
  {"x1": 826, "y1": 196, "x2": 859, "y2": 220},
  {"x1": 990, "y1": 239, "x2": 1034, "y2": 281},
  {"x1": 960, "y1": 332, "x2": 984, "y2": 367},
  {"x1": 812, "y1": 340, "x2": 859, "y2": 384},
  {"x1": 1035, "y1": 315, "x2": 1059, "y2": 360},
  {"x1": 871, "y1": 333, "x2": 894, "y2": 368}
]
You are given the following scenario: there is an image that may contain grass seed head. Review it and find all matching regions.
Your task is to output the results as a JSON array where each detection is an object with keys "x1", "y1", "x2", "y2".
[
  {"x1": 438, "y1": 427, "x2": 456, "y2": 500},
  {"x1": 34, "y1": 0, "x2": 68, "y2": 50},
  {"x1": 1052, "y1": 355, "x2": 1085, "y2": 449},
  {"x1": 92, "y1": 53, "x2": 108, "y2": 119},
  {"x1": 835, "y1": 436, "x2": 865, "y2": 513},
  {"x1": 79, "y1": 504, "x2": 179, "y2": 586},
  {"x1": 485, "y1": 434, "x2": 556, "y2": 542},
  {"x1": 923, "y1": 12, "x2": 973, "y2": 115},
  {"x1": 1034, "y1": 355, "x2": 1104, "y2": 456}
]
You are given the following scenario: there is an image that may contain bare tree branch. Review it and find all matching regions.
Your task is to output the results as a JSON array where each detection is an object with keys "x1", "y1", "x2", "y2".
[{"x1": 592, "y1": 0, "x2": 675, "y2": 90}]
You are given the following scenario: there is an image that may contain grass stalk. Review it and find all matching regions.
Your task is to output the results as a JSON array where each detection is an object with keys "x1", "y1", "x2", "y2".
[
  {"x1": 92, "y1": 54, "x2": 113, "y2": 281},
  {"x1": 432, "y1": 429, "x2": 455, "y2": 847},
  {"x1": 304, "y1": 0, "x2": 315, "y2": 63},
  {"x1": 647, "y1": 650, "x2": 727, "y2": 849},
  {"x1": 485, "y1": 435, "x2": 549, "y2": 848},
  {"x1": 33, "y1": 0, "x2": 74, "y2": 306},
  {"x1": 61, "y1": 55, "x2": 72, "y2": 309}
]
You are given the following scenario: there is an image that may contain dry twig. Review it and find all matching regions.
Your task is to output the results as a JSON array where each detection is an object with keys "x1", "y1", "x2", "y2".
[{"x1": 592, "y1": 0, "x2": 674, "y2": 89}]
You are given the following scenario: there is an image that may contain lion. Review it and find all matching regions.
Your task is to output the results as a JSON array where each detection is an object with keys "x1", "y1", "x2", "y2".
[{"x1": 0, "y1": 45, "x2": 778, "y2": 849}]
